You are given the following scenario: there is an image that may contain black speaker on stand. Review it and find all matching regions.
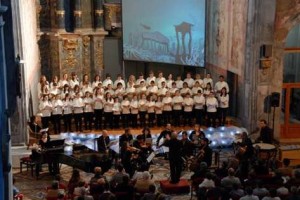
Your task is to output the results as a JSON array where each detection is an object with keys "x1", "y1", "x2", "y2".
[{"x1": 270, "y1": 92, "x2": 280, "y2": 132}]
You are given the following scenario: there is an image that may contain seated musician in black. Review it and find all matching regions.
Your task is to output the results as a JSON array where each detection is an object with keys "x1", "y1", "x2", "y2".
[
  {"x1": 120, "y1": 142, "x2": 134, "y2": 177},
  {"x1": 239, "y1": 132, "x2": 254, "y2": 160},
  {"x1": 141, "y1": 127, "x2": 152, "y2": 142},
  {"x1": 181, "y1": 131, "x2": 194, "y2": 158},
  {"x1": 133, "y1": 135, "x2": 151, "y2": 162},
  {"x1": 156, "y1": 123, "x2": 172, "y2": 147},
  {"x1": 198, "y1": 138, "x2": 212, "y2": 167},
  {"x1": 97, "y1": 130, "x2": 110, "y2": 153},
  {"x1": 34, "y1": 131, "x2": 58, "y2": 176},
  {"x1": 119, "y1": 128, "x2": 133, "y2": 148},
  {"x1": 189, "y1": 124, "x2": 205, "y2": 145},
  {"x1": 256, "y1": 119, "x2": 273, "y2": 144}
]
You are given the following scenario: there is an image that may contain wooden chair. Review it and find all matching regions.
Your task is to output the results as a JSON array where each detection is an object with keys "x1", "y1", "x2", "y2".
[{"x1": 20, "y1": 156, "x2": 35, "y2": 177}]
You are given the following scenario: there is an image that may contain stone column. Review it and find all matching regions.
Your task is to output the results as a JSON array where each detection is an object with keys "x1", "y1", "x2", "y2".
[
  {"x1": 94, "y1": 0, "x2": 104, "y2": 29},
  {"x1": 74, "y1": 0, "x2": 82, "y2": 30},
  {"x1": 92, "y1": 33, "x2": 107, "y2": 77},
  {"x1": 55, "y1": 0, "x2": 65, "y2": 30}
]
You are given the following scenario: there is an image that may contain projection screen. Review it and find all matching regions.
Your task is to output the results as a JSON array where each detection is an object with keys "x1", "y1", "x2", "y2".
[{"x1": 122, "y1": 0, "x2": 206, "y2": 67}]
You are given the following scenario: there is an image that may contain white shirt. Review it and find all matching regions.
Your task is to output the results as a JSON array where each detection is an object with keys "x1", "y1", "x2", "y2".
[
  {"x1": 180, "y1": 88, "x2": 192, "y2": 96},
  {"x1": 147, "y1": 101, "x2": 156, "y2": 113},
  {"x1": 199, "y1": 178, "x2": 215, "y2": 188},
  {"x1": 39, "y1": 100, "x2": 53, "y2": 117},
  {"x1": 147, "y1": 85, "x2": 158, "y2": 95},
  {"x1": 92, "y1": 81, "x2": 102, "y2": 89},
  {"x1": 83, "y1": 97, "x2": 94, "y2": 112},
  {"x1": 112, "y1": 102, "x2": 121, "y2": 115},
  {"x1": 102, "y1": 78, "x2": 113, "y2": 88},
  {"x1": 162, "y1": 97, "x2": 172, "y2": 111},
  {"x1": 215, "y1": 81, "x2": 229, "y2": 93},
  {"x1": 166, "y1": 80, "x2": 173, "y2": 89},
  {"x1": 157, "y1": 87, "x2": 168, "y2": 97},
  {"x1": 194, "y1": 79, "x2": 204, "y2": 87},
  {"x1": 183, "y1": 97, "x2": 194, "y2": 112},
  {"x1": 218, "y1": 95, "x2": 229, "y2": 108},
  {"x1": 69, "y1": 79, "x2": 79, "y2": 89},
  {"x1": 103, "y1": 98, "x2": 114, "y2": 112},
  {"x1": 192, "y1": 87, "x2": 203, "y2": 96},
  {"x1": 146, "y1": 76, "x2": 156, "y2": 86},
  {"x1": 59, "y1": 80, "x2": 69, "y2": 88},
  {"x1": 82, "y1": 85, "x2": 93, "y2": 95},
  {"x1": 156, "y1": 77, "x2": 166, "y2": 89},
  {"x1": 114, "y1": 79, "x2": 126, "y2": 89},
  {"x1": 73, "y1": 98, "x2": 84, "y2": 114},
  {"x1": 114, "y1": 88, "x2": 125, "y2": 97},
  {"x1": 136, "y1": 78, "x2": 145, "y2": 86},
  {"x1": 138, "y1": 99, "x2": 148, "y2": 111},
  {"x1": 155, "y1": 102, "x2": 163, "y2": 114},
  {"x1": 121, "y1": 100, "x2": 131, "y2": 114},
  {"x1": 175, "y1": 80, "x2": 183, "y2": 89},
  {"x1": 184, "y1": 78, "x2": 195, "y2": 88},
  {"x1": 194, "y1": 95, "x2": 205, "y2": 109},
  {"x1": 130, "y1": 100, "x2": 139, "y2": 114},
  {"x1": 137, "y1": 86, "x2": 147, "y2": 94},
  {"x1": 203, "y1": 78, "x2": 213, "y2": 88},
  {"x1": 63, "y1": 99, "x2": 73, "y2": 115},
  {"x1": 52, "y1": 99, "x2": 63, "y2": 115},
  {"x1": 93, "y1": 95, "x2": 104, "y2": 109},
  {"x1": 206, "y1": 97, "x2": 218, "y2": 112},
  {"x1": 172, "y1": 96, "x2": 183, "y2": 110},
  {"x1": 126, "y1": 86, "x2": 136, "y2": 94}
]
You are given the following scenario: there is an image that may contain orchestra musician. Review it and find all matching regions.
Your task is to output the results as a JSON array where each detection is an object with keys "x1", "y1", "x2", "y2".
[
  {"x1": 256, "y1": 119, "x2": 273, "y2": 144},
  {"x1": 97, "y1": 130, "x2": 110, "y2": 153},
  {"x1": 120, "y1": 141, "x2": 140, "y2": 177},
  {"x1": 237, "y1": 132, "x2": 254, "y2": 160},
  {"x1": 196, "y1": 138, "x2": 213, "y2": 167},
  {"x1": 119, "y1": 128, "x2": 133, "y2": 148},
  {"x1": 27, "y1": 116, "x2": 42, "y2": 139},
  {"x1": 156, "y1": 123, "x2": 173, "y2": 147},
  {"x1": 189, "y1": 124, "x2": 205, "y2": 145},
  {"x1": 181, "y1": 131, "x2": 194, "y2": 158}
]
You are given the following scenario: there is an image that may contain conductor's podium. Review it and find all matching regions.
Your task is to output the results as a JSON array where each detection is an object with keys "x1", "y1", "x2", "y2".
[{"x1": 160, "y1": 179, "x2": 190, "y2": 194}]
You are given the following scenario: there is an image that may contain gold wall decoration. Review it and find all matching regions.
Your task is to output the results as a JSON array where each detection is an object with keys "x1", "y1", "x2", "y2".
[
  {"x1": 63, "y1": 39, "x2": 79, "y2": 68},
  {"x1": 82, "y1": 36, "x2": 91, "y2": 72},
  {"x1": 95, "y1": 39, "x2": 104, "y2": 70},
  {"x1": 103, "y1": 3, "x2": 121, "y2": 30}
]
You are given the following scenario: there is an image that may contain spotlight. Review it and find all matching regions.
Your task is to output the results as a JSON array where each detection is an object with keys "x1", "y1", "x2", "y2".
[
  {"x1": 221, "y1": 140, "x2": 226, "y2": 144},
  {"x1": 207, "y1": 134, "x2": 211, "y2": 138},
  {"x1": 230, "y1": 131, "x2": 235, "y2": 136},
  {"x1": 220, "y1": 133, "x2": 224, "y2": 137},
  {"x1": 208, "y1": 127, "x2": 214, "y2": 132},
  {"x1": 212, "y1": 141, "x2": 217, "y2": 146},
  {"x1": 220, "y1": 126, "x2": 226, "y2": 131}
]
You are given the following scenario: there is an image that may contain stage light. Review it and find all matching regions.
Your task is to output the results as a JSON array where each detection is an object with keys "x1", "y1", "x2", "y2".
[
  {"x1": 220, "y1": 133, "x2": 224, "y2": 137},
  {"x1": 60, "y1": 132, "x2": 68, "y2": 138},
  {"x1": 208, "y1": 127, "x2": 214, "y2": 132},
  {"x1": 220, "y1": 126, "x2": 226, "y2": 131},
  {"x1": 75, "y1": 139, "x2": 81, "y2": 144},
  {"x1": 70, "y1": 132, "x2": 77, "y2": 138},
  {"x1": 230, "y1": 131, "x2": 235, "y2": 136},
  {"x1": 221, "y1": 140, "x2": 226, "y2": 144},
  {"x1": 78, "y1": 134, "x2": 86, "y2": 139},
  {"x1": 206, "y1": 134, "x2": 211, "y2": 138},
  {"x1": 211, "y1": 141, "x2": 217, "y2": 146}
]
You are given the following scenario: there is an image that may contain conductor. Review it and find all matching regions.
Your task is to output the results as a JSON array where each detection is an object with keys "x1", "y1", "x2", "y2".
[{"x1": 163, "y1": 131, "x2": 183, "y2": 184}]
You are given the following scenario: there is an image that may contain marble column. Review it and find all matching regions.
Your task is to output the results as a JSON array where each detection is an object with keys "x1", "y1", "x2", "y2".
[
  {"x1": 74, "y1": 0, "x2": 82, "y2": 30},
  {"x1": 94, "y1": 0, "x2": 104, "y2": 29},
  {"x1": 55, "y1": 0, "x2": 65, "y2": 29}
]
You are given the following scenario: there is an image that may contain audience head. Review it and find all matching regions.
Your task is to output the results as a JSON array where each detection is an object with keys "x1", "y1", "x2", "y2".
[
  {"x1": 51, "y1": 180, "x2": 59, "y2": 189},
  {"x1": 148, "y1": 184, "x2": 156, "y2": 193},
  {"x1": 283, "y1": 158, "x2": 290, "y2": 167},
  {"x1": 182, "y1": 131, "x2": 188, "y2": 140},
  {"x1": 245, "y1": 187, "x2": 253, "y2": 195},
  {"x1": 117, "y1": 164, "x2": 124, "y2": 172},
  {"x1": 228, "y1": 168, "x2": 235, "y2": 176},
  {"x1": 269, "y1": 189, "x2": 277, "y2": 198},
  {"x1": 142, "y1": 171, "x2": 151, "y2": 180},
  {"x1": 94, "y1": 166, "x2": 102, "y2": 175}
]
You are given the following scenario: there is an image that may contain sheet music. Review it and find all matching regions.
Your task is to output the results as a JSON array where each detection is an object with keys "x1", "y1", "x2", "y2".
[{"x1": 147, "y1": 152, "x2": 155, "y2": 163}]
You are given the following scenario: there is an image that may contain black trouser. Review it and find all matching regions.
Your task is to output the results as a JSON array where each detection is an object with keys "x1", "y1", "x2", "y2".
[
  {"x1": 148, "y1": 113, "x2": 155, "y2": 127},
  {"x1": 52, "y1": 114, "x2": 62, "y2": 134},
  {"x1": 218, "y1": 107, "x2": 228, "y2": 126},
  {"x1": 173, "y1": 109, "x2": 182, "y2": 126},
  {"x1": 139, "y1": 111, "x2": 147, "y2": 127},
  {"x1": 63, "y1": 113, "x2": 72, "y2": 132},
  {"x1": 104, "y1": 112, "x2": 113, "y2": 129},
  {"x1": 194, "y1": 109, "x2": 204, "y2": 126},
  {"x1": 131, "y1": 114, "x2": 138, "y2": 127},
  {"x1": 84, "y1": 112, "x2": 93, "y2": 130},
  {"x1": 156, "y1": 114, "x2": 163, "y2": 127},
  {"x1": 41, "y1": 116, "x2": 51, "y2": 128},
  {"x1": 207, "y1": 111, "x2": 217, "y2": 127},
  {"x1": 74, "y1": 113, "x2": 83, "y2": 132},
  {"x1": 113, "y1": 114, "x2": 120, "y2": 128},
  {"x1": 183, "y1": 111, "x2": 193, "y2": 126},
  {"x1": 169, "y1": 159, "x2": 182, "y2": 183},
  {"x1": 122, "y1": 114, "x2": 130, "y2": 128},
  {"x1": 94, "y1": 109, "x2": 103, "y2": 130},
  {"x1": 163, "y1": 110, "x2": 172, "y2": 124}
]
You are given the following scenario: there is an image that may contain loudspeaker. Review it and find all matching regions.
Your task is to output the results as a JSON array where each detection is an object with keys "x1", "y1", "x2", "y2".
[
  {"x1": 271, "y1": 92, "x2": 280, "y2": 107},
  {"x1": 260, "y1": 45, "x2": 272, "y2": 58}
]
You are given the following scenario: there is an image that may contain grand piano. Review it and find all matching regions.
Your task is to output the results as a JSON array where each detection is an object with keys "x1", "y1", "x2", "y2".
[{"x1": 31, "y1": 139, "x2": 112, "y2": 178}]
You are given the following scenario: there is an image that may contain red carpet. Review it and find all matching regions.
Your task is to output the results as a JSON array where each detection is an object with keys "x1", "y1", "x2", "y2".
[{"x1": 160, "y1": 179, "x2": 190, "y2": 194}]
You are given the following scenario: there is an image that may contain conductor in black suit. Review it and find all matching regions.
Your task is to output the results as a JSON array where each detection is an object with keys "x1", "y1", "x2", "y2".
[
  {"x1": 97, "y1": 130, "x2": 110, "y2": 153},
  {"x1": 163, "y1": 131, "x2": 183, "y2": 184}
]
